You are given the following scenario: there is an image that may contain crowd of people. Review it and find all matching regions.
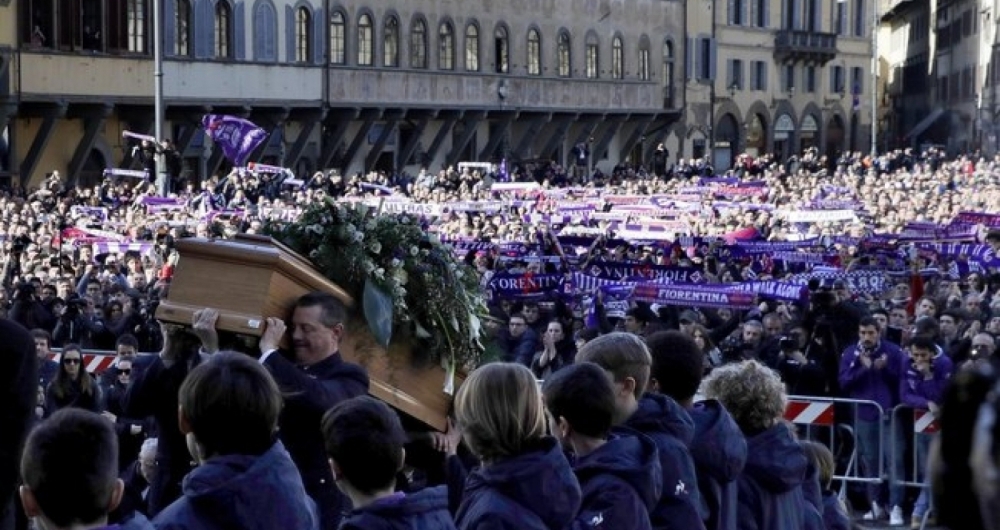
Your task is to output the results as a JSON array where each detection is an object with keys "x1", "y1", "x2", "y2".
[{"x1": 1, "y1": 146, "x2": 1000, "y2": 530}]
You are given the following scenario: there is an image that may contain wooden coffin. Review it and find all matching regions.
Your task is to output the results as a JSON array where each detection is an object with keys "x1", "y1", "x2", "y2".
[{"x1": 155, "y1": 234, "x2": 458, "y2": 431}]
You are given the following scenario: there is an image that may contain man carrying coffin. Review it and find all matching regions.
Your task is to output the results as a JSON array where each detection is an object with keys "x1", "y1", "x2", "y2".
[{"x1": 255, "y1": 292, "x2": 370, "y2": 530}]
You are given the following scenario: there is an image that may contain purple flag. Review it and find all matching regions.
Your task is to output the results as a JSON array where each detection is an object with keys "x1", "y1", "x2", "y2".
[
  {"x1": 499, "y1": 158, "x2": 509, "y2": 182},
  {"x1": 202, "y1": 114, "x2": 269, "y2": 165}
]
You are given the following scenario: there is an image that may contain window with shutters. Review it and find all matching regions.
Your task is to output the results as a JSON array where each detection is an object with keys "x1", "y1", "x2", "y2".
[
  {"x1": 753, "y1": 61, "x2": 767, "y2": 90},
  {"x1": 329, "y1": 11, "x2": 346, "y2": 64},
  {"x1": 784, "y1": 64, "x2": 795, "y2": 91},
  {"x1": 753, "y1": 0, "x2": 767, "y2": 27},
  {"x1": 585, "y1": 33, "x2": 599, "y2": 78},
  {"x1": 253, "y1": 1, "x2": 277, "y2": 61},
  {"x1": 834, "y1": 1, "x2": 846, "y2": 34},
  {"x1": 558, "y1": 31, "x2": 571, "y2": 77},
  {"x1": 728, "y1": 59, "x2": 743, "y2": 90},
  {"x1": 527, "y1": 28, "x2": 541, "y2": 75},
  {"x1": 663, "y1": 40, "x2": 675, "y2": 106},
  {"x1": 440, "y1": 22, "x2": 455, "y2": 70},
  {"x1": 611, "y1": 35, "x2": 623, "y2": 79},
  {"x1": 854, "y1": 0, "x2": 865, "y2": 36},
  {"x1": 830, "y1": 65, "x2": 844, "y2": 93},
  {"x1": 295, "y1": 7, "x2": 311, "y2": 63},
  {"x1": 411, "y1": 18, "x2": 427, "y2": 68},
  {"x1": 126, "y1": 0, "x2": 147, "y2": 53},
  {"x1": 215, "y1": 1, "x2": 232, "y2": 59},
  {"x1": 638, "y1": 36, "x2": 651, "y2": 80},
  {"x1": 176, "y1": 0, "x2": 192, "y2": 56},
  {"x1": 358, "y1": 13, "x2": 374, "y2": 66},
  {"x1": 384, "y1": 16, "x2": 399, "y2": 67},
  {"x1": 805, "y1": 65, "x2": 816, "y2": 92},
  {"x1": 465, "y1": 23, "x2": 480, "y2": 71},
  {"x1": 698, "y1": 37, "x2": 711, "y2": 80},
  {"x1": 731, "y1": 0, "x2": 745, "y2": 25},
  {"x1": 495, "y1": 25, "x2": 510, "y2": 73}
]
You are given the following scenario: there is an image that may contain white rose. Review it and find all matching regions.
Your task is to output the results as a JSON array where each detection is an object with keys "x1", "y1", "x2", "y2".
[
  {"x1": 391, "y1": 258, "x2": 402, "y2": 268},
  {"x1": 353, "y1": 231, "x2": 364, "y2": 242},
  {"x1": 369, "y1": 241, "x2": 382, "y2": 254},
  {"x1": 363, "y1": 261, "x2": 376, "y2": 274},
  {"x1": 410, "y1": 246, "x2": 419, "y2": 256},
  {"x1": 366, "y1": 220, "x2": 377, "y2": 231},
  {"x1": 309, "y1": 249, "x2": 319, "y2": 259}
]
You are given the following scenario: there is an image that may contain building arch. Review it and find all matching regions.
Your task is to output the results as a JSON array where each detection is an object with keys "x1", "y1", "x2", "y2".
[
  {"x1": 825, "y1": 108, "x2": 847, "y2": 161},
  {"x1": 744, "y1": 100, "x2": 771, "y2": 156},
  {"x1": 770, "y1": 99, "x2": 797, "y2": 161},
  {"x1": 799, "y1": 101, "x2": 823, "y2": 153}
]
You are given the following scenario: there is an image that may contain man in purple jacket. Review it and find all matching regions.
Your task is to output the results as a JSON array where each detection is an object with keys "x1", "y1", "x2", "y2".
[
  {"x1": 900, "y1": 335, "x2": 952, "y2": 529},
  {"x1": 838, "y1": 316, "x2": 905, "y2": 524}
]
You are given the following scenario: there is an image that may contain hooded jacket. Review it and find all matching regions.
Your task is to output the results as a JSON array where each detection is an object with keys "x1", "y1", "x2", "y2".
[
  {"x1": 152, "y1": 441, "x2": 319, "y2": 530},
  {"x1": 689, "y1": 399, "x2": 747, "y2": 530},
  {"x1": 339, "y1": 486, "x2": 456, "y2": 530},
  {"x1": 821, "y1": 491, "x2": 850, "y2": 530},
  {"x1": 571, "y1": 432, "x2": 662, "y2": 530},
  {"x1": 801, "y1": 458, "x2": 825, "y2": 530},
  {"x1": 620, "y1": 393, "x2": 705, "y2": 530},
  {"x1": 736, "y1": 423, "x2": 809, "y2": 530},
  {"x1": 838, "y1": 340, "x2": 904, "y2": 421},
  {"x1": 900, "y1": 346, "x2": 953, "y2": 410},
  {"x1": 456, "y1": 437, "x2": 582, "y2": 530}
]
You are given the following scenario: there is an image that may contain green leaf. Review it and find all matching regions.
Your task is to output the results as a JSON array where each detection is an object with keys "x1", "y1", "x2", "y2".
[{"x1": 363, "y1": 280, "x2": 394, "y2": 349}]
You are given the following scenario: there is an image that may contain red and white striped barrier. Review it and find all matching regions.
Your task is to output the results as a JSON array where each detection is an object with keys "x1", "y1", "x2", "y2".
[
  {"x1": 784, "y1": 399, "x2": 835, "y2": 426},
  {"x1": 46, "y1": 352, "x2": 116, "y2": 374},
  {"x1": 913, "y1": 409, "x2": 940, "y2": 434}
]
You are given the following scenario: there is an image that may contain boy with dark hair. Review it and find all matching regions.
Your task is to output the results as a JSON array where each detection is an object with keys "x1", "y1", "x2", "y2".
[
  {"x1": 543, "y1": 362, "x2": 661, "y2": 530},
  {"x1": 645, "y1": 330, "x2": 747, "y2": 530},
  {"x1": 153, "y1": 351, "x2": 319, "y2": 530},
  {"x1": 20, "y1": 408, "x2": 153, "y2": 530},
  {"x1": 577, "y1": 332, "x2": 706, "y2": 530},
  {"x1": 321, "y1": 396, "x2": 455, "y2": 529}
]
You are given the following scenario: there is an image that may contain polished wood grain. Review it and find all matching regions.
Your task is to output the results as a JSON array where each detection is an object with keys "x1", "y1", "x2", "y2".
[{"x1": 156, "y1": 234, "x2": 460, "y2": 431}]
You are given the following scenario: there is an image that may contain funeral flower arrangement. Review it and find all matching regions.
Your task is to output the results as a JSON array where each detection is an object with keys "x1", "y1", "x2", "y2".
[{"x1": 263, "y1": 199, "x2": 487, "y2": 372}]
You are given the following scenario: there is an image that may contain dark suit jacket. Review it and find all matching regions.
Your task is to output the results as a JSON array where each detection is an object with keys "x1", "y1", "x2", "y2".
[
  {"x1": 0, "y1": 319, "x2": 38, "y2": 530},
  {"x1": 122, "y1": 354, "x2": 198, "y2": 516},
  {"x1": 263, "y1": 350, "x2": 369, "y2": 530}
]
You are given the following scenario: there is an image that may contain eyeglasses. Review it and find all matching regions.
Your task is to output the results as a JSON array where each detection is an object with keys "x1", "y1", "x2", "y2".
[
  {"x1": 62, "y1": 358, "x2": 81, "y2": 365},
  {"x1": 119, "y1": 369, "x2": 132, "y2": 375}
]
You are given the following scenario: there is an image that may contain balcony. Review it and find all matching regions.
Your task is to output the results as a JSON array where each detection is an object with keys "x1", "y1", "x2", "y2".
[{"x1": 773, "y1": 30, "x2": 838, "y2": 65}]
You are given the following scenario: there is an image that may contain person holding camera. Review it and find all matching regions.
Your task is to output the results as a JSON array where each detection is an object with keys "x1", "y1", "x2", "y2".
[
  {"x1": 774, "y1": 321, "x2": 839, "y2": 397},
  {"x1": 52, "y1": 294, "x2": 106, "y2": 348}
]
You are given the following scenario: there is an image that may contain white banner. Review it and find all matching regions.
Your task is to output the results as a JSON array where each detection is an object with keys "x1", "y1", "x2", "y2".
[{"x1": 782, "y1": 209, "x2": 858, "y2": 223}]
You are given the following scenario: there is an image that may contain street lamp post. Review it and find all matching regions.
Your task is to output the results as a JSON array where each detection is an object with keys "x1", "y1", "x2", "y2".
[
  {"x1": 870, "y1": 0, "x2": 878, "y2": 156},
  {"x1": 153, "y1": 0, "x2": 166, "y2": 196}
]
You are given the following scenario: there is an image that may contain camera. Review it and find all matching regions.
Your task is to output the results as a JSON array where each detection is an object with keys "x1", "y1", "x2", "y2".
[
  {"x1": 13, "y1": 283, "x2": 36, "y2": 302},
  {"x1": 779, "y1": 336, "x2": 797, "y2": 352}
]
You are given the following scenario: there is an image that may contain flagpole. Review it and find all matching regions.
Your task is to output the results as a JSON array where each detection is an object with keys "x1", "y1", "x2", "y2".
[{"x1": 153, "y1": 0, "x2": 166, "y2": 196}]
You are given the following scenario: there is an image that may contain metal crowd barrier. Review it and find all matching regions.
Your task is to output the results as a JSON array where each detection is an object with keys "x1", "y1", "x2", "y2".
[
  {"x1": 890, "y1": 404, "x2": 939, "y2": 530},
  {"x1": 784, "y1": 396, "x2": 886, "y2": 497},
  {"x1": 46, "y1": 348, "x2": 155, "y2": 374}
]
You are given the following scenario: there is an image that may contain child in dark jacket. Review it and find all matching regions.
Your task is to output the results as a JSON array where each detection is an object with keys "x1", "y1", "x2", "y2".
[
  {"x1": 453, "y1": 363, "x2": 582, "y2": 530},
  {"x1": 578, "y1": 332, "x2": 706, "y2": 530},
  {"x1": 322, "y1": 396, "x2": 456, "y2": 530},
  {"x1": 544, "y1": 362, "x2": 662, "y2": 530},
  {"x1": 800, "y1": 441, "x2": 850, "y2": 530},
  {"x1": 152, "y1": 352, "x2": 318, "y2": 530}
]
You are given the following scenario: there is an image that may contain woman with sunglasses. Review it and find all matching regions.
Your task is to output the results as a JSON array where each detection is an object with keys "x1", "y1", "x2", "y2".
[{"x1": 44, "y1": 343, "x2": 102, "y2": 418}]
